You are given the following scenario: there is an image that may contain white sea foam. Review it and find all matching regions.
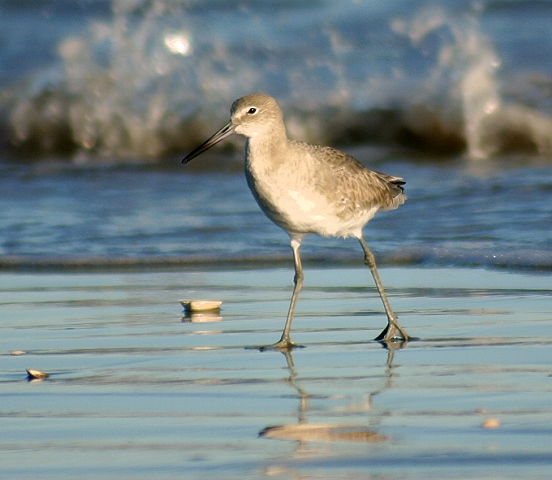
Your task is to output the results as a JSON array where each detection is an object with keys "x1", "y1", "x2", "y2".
[{"x1": 2, "y1": 1, "x2": 552, "y2": 161}]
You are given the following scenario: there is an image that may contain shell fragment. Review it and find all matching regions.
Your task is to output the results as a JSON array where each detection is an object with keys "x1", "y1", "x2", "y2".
[
  {"x1": 180, "y1": 300, "x2": 222, "y2": 312},
  {"x1": 26, "y1": 369, "x2": 48, "y2": 380}
]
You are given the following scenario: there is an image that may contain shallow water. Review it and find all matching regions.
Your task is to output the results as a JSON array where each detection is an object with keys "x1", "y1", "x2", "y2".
[
  {"x1": 1, "y1": 159, "x2": 551, "y2": 271},
  {"x1": 2, "y1": 266, "x2": 551, "y2": 478}
]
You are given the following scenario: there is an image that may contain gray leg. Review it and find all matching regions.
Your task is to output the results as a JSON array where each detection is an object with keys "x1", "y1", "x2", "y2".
[
  {"x1": 260, "y1": 237, "x2": 304, "y2": 350},
  {"x1": 357, "y1": 235, "x2": 409, "y2": 342}
]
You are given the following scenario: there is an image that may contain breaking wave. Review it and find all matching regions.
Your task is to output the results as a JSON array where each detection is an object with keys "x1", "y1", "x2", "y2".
[{"x1": 2, "y1": 1, "x2": 552, "y2": 162}]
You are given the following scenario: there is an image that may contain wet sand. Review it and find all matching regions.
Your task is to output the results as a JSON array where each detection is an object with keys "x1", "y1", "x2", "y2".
[{"x1": 1, "y1": 266, "x2": 551, "y2": 479}]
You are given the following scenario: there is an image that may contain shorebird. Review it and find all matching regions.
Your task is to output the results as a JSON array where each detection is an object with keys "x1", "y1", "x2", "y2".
[{"x1": 182, "y1": 93, "x2": 409, "y2": 349}]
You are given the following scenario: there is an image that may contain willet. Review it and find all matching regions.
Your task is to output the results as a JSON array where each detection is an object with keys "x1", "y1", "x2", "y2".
[{"x1": 182, "y1": 93, "x2": 409, "y2": 349}]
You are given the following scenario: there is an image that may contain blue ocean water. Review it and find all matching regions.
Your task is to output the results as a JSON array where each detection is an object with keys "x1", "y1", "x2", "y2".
[
  {"x1": 2, "y1": 0, "x2": 552, "y2": 159},
  {"x1": 0, "y1": 0, "x2": 551, "y2": 270},
  {"x1": 0, "y1": 158, "x2": 551, "y2": 270}
]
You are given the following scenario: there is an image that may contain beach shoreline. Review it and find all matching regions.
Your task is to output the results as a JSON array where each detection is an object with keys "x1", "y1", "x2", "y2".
[{"x1": 1, "y1": 265, "x2": 551, "y2": 478}]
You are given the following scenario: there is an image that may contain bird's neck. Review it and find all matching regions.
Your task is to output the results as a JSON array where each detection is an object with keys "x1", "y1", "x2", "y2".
[{"x1": 245, "y1": 127, "x2": 288, "y2": 171}]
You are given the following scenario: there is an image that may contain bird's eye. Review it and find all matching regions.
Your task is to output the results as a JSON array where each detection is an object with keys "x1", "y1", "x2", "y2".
[{"x1": 247, "y1": 107, "x2": 258, "y2": 115}]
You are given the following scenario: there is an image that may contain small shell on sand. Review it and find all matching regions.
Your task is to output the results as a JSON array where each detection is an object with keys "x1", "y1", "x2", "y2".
[
  {"x1": 26, "y1": 368, "x2": 48, "y2": 380},
  {"x1": 180, "y1": 300, "x2": 222, "y2": 312}
]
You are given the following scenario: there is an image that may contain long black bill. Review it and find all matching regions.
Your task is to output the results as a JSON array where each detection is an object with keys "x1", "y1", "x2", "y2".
[{"x1": 182, "y1": 121, "x2": 236, "y2": 164}]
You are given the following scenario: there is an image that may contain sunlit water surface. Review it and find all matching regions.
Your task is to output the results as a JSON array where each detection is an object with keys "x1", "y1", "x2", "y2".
[{"x1": 1, "y1": 267, "x2": 551, "y2": 479}]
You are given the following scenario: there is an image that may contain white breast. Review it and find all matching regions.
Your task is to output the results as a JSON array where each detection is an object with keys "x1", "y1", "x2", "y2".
[{"x1": 245, "y1": 147, "x2": 377, "y2": 238}]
